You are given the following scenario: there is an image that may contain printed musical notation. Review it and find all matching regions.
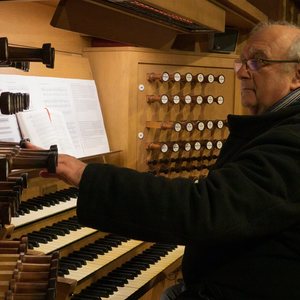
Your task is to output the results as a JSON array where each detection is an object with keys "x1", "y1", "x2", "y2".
[{"x1": 0, "y1": 74, "x2": 110, "y2": 158}]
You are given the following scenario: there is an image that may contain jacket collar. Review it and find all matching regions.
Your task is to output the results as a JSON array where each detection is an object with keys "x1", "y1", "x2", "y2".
[{"x1": 227, "y1": 101, "x2": 300, "y2": 138}]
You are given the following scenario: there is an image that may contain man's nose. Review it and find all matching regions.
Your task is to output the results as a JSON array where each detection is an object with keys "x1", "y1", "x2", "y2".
[{"x1": 236, "y1": 63, "x2": 251, "y2": 80}]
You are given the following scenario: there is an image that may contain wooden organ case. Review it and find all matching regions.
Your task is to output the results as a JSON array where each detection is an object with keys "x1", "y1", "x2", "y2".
[
  {"x1": 0, "y1": 0, "x2": 269, "y2": 299},
  {"x1": 84, "y1": 48, "x2": 239, "y2": 178}
]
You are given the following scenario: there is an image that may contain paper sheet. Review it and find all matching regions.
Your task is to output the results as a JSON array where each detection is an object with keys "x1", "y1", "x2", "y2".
[{"x1": 0, "y1": 74, "x2": 110, "y2": 158}]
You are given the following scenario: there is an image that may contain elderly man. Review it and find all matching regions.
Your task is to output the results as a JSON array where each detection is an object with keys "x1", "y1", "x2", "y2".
[{"x1": 29, "y1": 21, "x2": 300, "y2": 299}]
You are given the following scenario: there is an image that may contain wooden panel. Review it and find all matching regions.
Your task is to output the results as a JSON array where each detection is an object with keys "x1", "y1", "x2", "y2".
[
  {"x1": 0, "y1": 52, "x2": 93, "y2": 80},
  {"x1": 136, "y1": 63, "x2": 233, "y2": 177},
  {"x1": 0, "y1": 2, "x2": 91, "y2": 54},
  {"x1": 218, "y1": 0, "x2": 267, "y2": 22},
  {"x1": 248, "y1": 0, "x2": 284, "y2": 20},
  {"x1": 210, "y1": 0, "x2": 268, "y2": 29},
  {"x1": 51, "y1": 0, "x2": 225, "y2": 50},
  {"x1": 37, "y1": 0, "x2": 60, "y2": 6},
  {"x1": 84, "y1": 47, "x2": 240, "y2": 174},
  {"x1": 143, "y1": 0, "x2": 225, "y2": 31}
]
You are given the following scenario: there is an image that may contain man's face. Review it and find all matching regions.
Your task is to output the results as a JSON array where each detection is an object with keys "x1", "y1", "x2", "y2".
[{"x1": 236, "y1": 25, "x2": 300, "y2": 115}]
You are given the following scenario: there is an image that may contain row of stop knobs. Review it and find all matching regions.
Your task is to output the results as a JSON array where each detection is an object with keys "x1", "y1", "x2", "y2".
[
  {"x1": 147, "y1": 94, "x2": 224, "y2": 105},
  {"x1": 147, "y1": 139, "x2": 225, "y2": 153},
  {"x1": 147, "y1": 72, "x2": 225, "y2": 84},
  {"x1": 146, "y1": 119, "x2": 227, "y2": 132}
]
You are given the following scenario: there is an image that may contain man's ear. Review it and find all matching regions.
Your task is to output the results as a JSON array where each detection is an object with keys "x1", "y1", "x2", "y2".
[{"x1": 291, "y1": 64, "x2": 300, "y2": 89}]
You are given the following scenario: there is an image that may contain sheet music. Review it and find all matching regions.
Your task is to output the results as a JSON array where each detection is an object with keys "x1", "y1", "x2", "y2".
[
  {"x1": 0, "y1": 74, "x2": 110, "y2": 158},
  {"x1": 0, "y1": 114, "x2": 21, "y2": 142},
  {"x1": 16, "y1": 108, "x2": 77, "y2": 157},
  {"x1": 16, "y1": 108, "x2": 60, "y2": 148}
]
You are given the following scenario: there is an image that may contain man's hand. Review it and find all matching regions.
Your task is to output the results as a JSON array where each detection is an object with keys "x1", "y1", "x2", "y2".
[{"x1": 25, "y1": 142, "x2": 87, "y2": 187}]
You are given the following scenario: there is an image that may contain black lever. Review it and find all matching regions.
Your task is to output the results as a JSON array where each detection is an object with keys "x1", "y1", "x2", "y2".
[
  {"x1": 0, "y1": 37, "x2": 55, "y2": 70},
  {"x1": 0, "y1": 92, "x2": 30, "y2": 115}
]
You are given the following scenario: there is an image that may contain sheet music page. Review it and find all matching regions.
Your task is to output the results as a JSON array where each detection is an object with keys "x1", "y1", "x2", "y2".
[
  {"x1": 16, "y1": 108, "x2": 77, "y2": 156},
  {"x1": 16, "y1": 108, "x2": 60, "y2": 150},
  {"x1": 0, "y1": 74, "x2": 110, "y2": 158},
  {"x1": 0, "y1": 114, "x2": 22, "y2": 142},
  {"x1": 47, "y1": 109, "x2": 77, "y2": 156}
]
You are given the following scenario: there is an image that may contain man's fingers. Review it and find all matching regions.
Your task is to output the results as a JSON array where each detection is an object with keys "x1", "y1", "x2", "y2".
[
  {"x1": 24, "y1": 141, "x2": 45, "y2": 151},
  {"x1": 40, "y1": 170, "x2": 55, "y2": 178}
]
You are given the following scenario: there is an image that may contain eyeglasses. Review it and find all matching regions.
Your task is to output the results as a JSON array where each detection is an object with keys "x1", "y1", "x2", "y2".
[{"x1": 234, "y1": 58, "x2": 300, "y2": 73}]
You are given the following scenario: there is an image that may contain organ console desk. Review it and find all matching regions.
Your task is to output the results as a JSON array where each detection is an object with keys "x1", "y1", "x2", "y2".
[{"x1": 1, "y1": 0, "x2": 300, "y2": 299}]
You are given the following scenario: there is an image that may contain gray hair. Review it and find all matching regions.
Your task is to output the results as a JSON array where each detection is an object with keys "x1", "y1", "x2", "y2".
[
  {"x1": 251, "y1": 21, "x2": 300, "y2": 71},
  {"x1": 250, "y1": 20, "x2": 299, "y2": 35}
]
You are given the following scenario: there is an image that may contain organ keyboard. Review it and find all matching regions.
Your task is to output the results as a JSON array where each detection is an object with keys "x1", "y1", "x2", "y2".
[
  {"x1": 3, "y1": 187, "x2": 184, "y2": 299},
  {"x1": 11, "y1": 188, "x2": 78, "y2": 228},
  {"x1": 28, "y1": 217, "x2": 98, "y2": 254},
  {"x1": 70, "y1": 243, "x2": 185, "y2": 300},
  {"x1": 63, "y1": 237, "x2": 145, "y2": 282}
]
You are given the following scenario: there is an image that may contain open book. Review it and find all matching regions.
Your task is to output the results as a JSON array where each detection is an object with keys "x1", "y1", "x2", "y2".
[
  {"x1": 0, "y1": 74, "x2": 110, "y2": 158},
  {"x1": 16, "y1": 108, "x2": 78, "y2": 157}
]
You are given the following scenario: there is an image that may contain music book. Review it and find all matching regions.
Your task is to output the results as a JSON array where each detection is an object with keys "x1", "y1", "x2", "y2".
[
  {"x1": 16, "y1": 108, "x2": 78, "y2": 156},
  {"x1": 0, "y1": 74, "x2": 110, "y2": 158}
]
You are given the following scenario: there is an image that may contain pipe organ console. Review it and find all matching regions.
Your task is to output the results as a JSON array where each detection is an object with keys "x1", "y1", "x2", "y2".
[
  {"x1": 1, "y1": 184, "x2": 185, "y2": 300},
  {"x1": 0, "y1": 41, "x2": 240, "y2": 300},
  {"x1": 0, "y1": 0, "x2": 289, "y2": 297},
  {"x1": 0, "y1": 1, "x2": 252, "y2": 300},
  {"x1": 6, "y1": 0, "x2": 300, "y2": 297},
  {"x1": 0, "y1": 37, "x2": 188, "y2": 300},
  {"x1": 21, "y1": 46, "x2": 237, "y2": 299}
]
